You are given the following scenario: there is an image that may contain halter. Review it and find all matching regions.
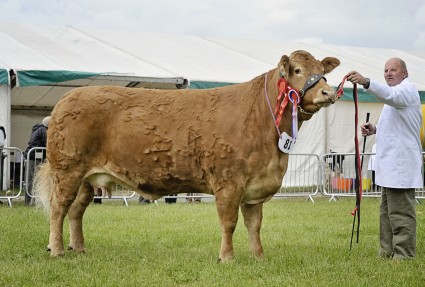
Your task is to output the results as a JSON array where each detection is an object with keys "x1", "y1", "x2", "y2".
[
  {"x1": 264, "y1": 71, "x2": 327, "y2": 145},
  {"x1": 274, "y1": 72, "x2": 326, "y2": 125},
  {"x1": 299, "y1": 74, "x2": 327, "y2": 97}
]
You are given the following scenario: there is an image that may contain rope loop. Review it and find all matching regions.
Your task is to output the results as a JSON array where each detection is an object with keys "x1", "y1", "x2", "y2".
[{"x1": 287, "y1": 89, "x2": 300, "y2": 104}]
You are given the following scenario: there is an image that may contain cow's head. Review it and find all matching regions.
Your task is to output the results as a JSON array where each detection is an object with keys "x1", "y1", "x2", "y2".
[{"x1": 278, "y1": 50, "x2": 340, "y2": 118}]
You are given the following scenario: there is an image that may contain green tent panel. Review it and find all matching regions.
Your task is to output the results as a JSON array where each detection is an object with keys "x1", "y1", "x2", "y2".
[
  {"x1": 190, "y1": 81, "x2": 425, "y2": 103},
  {"x1": 0, "y1": 69, "x2": 9, "y2": 85},
  {"x1": 16, "y1": 70, "x2": 102, "y2": 87},
  {"x1": 340, "y1": 88, "x2": 425, "y2": 103},
  {"x1": 189, "y1": 81, "x2": 236, "y2": 89}
]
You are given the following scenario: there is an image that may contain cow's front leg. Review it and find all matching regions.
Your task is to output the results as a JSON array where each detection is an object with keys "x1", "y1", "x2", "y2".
[
  {"x1": 67, "y1": 182, "x2": 94, "y2": 253},
  {"x1": 215, "y1": 186, "x2": 243, "y2": 262},
  {"x1": 241, "y1": 202, "x2": 264, "y2": 259}
]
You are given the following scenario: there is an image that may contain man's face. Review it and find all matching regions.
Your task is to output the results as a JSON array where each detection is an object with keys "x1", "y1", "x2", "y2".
[{"x1": 384, "y1": 58, "x2": 407, "y2": 86}]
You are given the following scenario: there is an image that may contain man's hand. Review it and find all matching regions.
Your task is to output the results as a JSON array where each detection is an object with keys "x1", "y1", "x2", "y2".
[
  {"x1": 346, "y1": 71, "x2": 369, "y2": 88},
  {"x1": 361, "y1": 122, "x2": 376, "y2": 136}
]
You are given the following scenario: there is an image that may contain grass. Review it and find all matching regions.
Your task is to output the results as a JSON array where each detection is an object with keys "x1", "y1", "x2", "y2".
[{"x1": 1, "y1": 197, "x2": 425, "y2": 286}]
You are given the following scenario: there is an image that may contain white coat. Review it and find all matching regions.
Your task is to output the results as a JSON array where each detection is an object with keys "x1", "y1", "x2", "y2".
[
  {"x1": 367, "y1": 143, "x2": 376, "y2": 171},
  {"x1": 367, "y1": 78, "x2": 423, "y2": 188}
]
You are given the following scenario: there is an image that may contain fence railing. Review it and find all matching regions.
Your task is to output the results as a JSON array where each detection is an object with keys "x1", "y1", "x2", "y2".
[
  {"x1": 24, "y1": 147, "x2": 47, "y2": 205},
  {"x1": 3, "y1": 147, "x2": 425, "y2": 207},
  {"x1": 278, "y1": 153, "x2": 321, "y2": 202},
  {"x1": 25, "y1": 147, "x2": 137, "y2": 206},
  {"x1": 93, "y1": 185, "x2": 136, "y2": 207},
  {"x1": 321, "y1": 152, "x2": 425, "y2": 202},
  {"x1": 0, "y1": 147, "x2": 24, "y2": 207},
  {"x1": 321, "y1": 152, "x2": 382, "y2": 201}
]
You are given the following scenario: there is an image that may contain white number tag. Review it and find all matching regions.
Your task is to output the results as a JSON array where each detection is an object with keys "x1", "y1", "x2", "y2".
[{"x1": 278, "y1": 132, "x2": 295, "y2": 153}]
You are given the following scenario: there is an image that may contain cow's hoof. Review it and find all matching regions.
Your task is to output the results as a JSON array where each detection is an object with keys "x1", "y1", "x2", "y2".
[
  {"x1": 217, "y1": 257, "x2": 233, "y2": 263},
  {"x1": 253, "y1": 252, "x2": 264, "y2": 261},
  {"x1": 68, "y1": 245, "x2": 86, "y2": 253},
  {"x1": 255, "y1": 255, "x2": 264, "y2": 261},
  {"x1": 50, "y1": 250, "x2": 65, "y2": 257},
  {"x1": 47, "y1": 244, "x2": 65, "y2": 256}
]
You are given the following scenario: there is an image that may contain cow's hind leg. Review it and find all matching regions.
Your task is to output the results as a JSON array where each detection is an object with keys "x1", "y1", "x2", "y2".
[
  {"x1": 49, "y1": 176, "x2": 80, "y2": 256},
  {"x1": 67, "y1": 181, "x2": 94, "y2": 253},
  {"x1": 241, "y1": 203, "x2": 264, "y2": 260}
]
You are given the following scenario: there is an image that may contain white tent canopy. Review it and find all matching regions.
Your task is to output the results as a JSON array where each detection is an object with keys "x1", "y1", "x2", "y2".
[{"x1": 1, "y1": 22, "x2": 425, "y2": 154}]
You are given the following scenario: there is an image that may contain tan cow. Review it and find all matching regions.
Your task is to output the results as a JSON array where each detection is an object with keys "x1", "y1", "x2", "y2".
[{"x1": 35, "y1": 50, "x2": 340, "y2": 261}]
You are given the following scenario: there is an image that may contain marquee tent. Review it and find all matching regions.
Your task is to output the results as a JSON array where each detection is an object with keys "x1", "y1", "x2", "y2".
[{"x1": 1, "y1": 22, "x2": 425, "y2": 159}]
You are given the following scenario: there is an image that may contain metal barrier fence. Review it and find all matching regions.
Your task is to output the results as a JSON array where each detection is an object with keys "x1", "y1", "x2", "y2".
[
  {"x1": 3, "y1": 147, "x2": 425, "y2": 207},
  {"x1": 415, "y1": 189, "x2": 425, "y2": 201},
  {"x1": 415, "y1": 152, "x2": 425, "y2": 202},
  {"x1": 25, "y1": 147, "x2": 47, "y2": 205},
  {"x1": 93, "y1": 185, "x2": 136, "y2": 207},
  {"x1": 322, "y1": 152, "x2": 425, "y2": 202},
  {"x1": 0, "y1": 147, "x2": 24, "y2": 207},
  {"x1": 277, "y1": 153, "x2": 321, "y2": 202},
  {"x1": 152, "y1": 194, "x2": 215, "y2": 204},
  {"x1": 321, "y1": 152, "x2": 380, "y2": 201},
  {"x1": 25, "y1": 147, "x2": 137, "y2": 206}
]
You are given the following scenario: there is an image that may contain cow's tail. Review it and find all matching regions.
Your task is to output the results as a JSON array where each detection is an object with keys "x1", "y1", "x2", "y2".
[{"x1": 33, "y1": 162, "x2": 53, "y2": 213}]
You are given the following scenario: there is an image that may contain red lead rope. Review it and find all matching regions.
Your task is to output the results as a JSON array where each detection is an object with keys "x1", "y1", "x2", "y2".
[{"x1": 337, "y1": 76, "x2": 363, "y2": 249}]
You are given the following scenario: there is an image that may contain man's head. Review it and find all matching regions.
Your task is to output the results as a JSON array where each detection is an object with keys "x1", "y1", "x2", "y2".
[
  {"x1": 42, "y1": 116, "x2": 51, "y2": 128},
  {"x1": 384, "y1": 57, "x2": 408, "y2": 86}
]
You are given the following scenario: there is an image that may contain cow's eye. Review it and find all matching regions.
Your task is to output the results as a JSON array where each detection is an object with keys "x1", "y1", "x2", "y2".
[{"x1": 295, "y1": 68, "x2": 302, "y2": 74}]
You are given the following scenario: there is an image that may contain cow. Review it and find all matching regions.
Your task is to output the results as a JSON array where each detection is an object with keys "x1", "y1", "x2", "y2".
[{"x1": 35, "y1": 50, "x2": 340, "y2": 261}]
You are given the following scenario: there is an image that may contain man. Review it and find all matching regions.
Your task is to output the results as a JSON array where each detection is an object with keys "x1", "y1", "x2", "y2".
[
  {"x1": 347, "y1": 58, "x2": 423, "y2": 260},
  {"x1": 24, "y1": 116, "x2": 50, "y2": 205}
]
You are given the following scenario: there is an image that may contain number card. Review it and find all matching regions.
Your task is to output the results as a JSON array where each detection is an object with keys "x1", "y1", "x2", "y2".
[{"x1": 278, "y1": 132, "x2": 295, "y2": 153}]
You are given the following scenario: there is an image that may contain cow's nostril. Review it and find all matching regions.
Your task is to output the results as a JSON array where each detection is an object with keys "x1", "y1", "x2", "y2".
[
  {"x1": 322, "y1": 89, "x2": 330, "y2": 96},
  {"x1": 322, "y1": 89, "x2": 336, "y2": 98}
]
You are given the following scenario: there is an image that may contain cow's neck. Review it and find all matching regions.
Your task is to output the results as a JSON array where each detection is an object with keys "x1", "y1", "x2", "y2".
[{"x1": 264, "y1": 70, "x2": 305, "y2": 141}]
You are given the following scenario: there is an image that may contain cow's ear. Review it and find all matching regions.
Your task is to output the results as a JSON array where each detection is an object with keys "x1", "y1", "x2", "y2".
[
  {"x1": 321, "y1": 57, "x2": 340, "y2": 74},
  {"x1": 278, "y1": 55, "x2": 290, "y2": 78}
]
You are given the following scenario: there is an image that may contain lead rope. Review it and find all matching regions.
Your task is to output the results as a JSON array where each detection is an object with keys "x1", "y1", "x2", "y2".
[
  {"x1": 337, "y1": 77, "x2": 363, "y2": 249},
  {"x1": 264, "y1": 72, "x2": 301, "y2": 140},
  {"x1": 264, "y1": 72, "x2": 282, "y2": 137}
]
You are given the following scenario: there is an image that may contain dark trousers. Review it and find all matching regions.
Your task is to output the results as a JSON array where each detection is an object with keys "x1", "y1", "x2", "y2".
[{"x1": 380, "y1": 187, "x2": 416, "y2": 259}]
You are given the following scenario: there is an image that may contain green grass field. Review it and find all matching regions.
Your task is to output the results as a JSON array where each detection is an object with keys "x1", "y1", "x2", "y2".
[{"x1": 1, "y1": 197, "x2": 425, "y2": 286}]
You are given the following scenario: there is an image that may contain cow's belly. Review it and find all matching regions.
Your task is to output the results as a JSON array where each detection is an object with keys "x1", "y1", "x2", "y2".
[
  {"x1": 136, "y1": 177, "x2": 212, "y2": 195},
  {"x1": 85, "y1": 166, "x2": 213, "y2": 199},
  {"x1": 241, "y1": 181, "x2": 282, "y2": 204}
]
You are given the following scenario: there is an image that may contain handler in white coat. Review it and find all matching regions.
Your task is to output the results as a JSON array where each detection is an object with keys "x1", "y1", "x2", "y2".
[{"x1": 347, "y1": 57, "x2": 423, "y2": 260}]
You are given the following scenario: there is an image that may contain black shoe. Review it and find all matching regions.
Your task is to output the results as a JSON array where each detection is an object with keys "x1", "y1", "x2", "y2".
[{"x1": 93, "y1": 198, "x2": 102, "y2": 204}]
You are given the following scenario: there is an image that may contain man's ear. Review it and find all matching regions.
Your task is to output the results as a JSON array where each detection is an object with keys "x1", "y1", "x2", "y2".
[{"x1": 403, "y1": 69, "x2": 409, "y2": 78}]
